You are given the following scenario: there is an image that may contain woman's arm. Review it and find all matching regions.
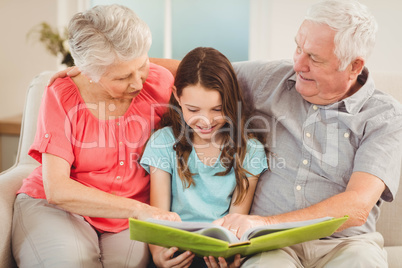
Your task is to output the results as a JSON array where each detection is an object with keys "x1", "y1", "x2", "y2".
[{"x1": 42, "y1": 153, "x2": 179, "y2": 221}]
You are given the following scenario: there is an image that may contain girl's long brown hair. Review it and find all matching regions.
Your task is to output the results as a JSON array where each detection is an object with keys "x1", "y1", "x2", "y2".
[{"x1": 159, "y1": 47, "x2": 266, "y2": 205}]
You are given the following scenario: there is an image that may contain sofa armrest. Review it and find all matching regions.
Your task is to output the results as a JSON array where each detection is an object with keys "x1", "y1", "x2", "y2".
[
  {"x1": 385, "y1": 246, "x2": 402, "y2": 268},
  {"x1": 0, "y1": 71, "x2": 52, "y2": 267},
  {"x1": 0, "y1": 164, "x2": 38, "y2": 268}
]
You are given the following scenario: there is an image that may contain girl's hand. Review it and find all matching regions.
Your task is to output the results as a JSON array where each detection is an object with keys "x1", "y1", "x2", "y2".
[
  {"x1": 151, "y1": 246, "x2": 195, "y2": 268},
  {"x1": 203, "y1": 254, "x2": 241, "y2": 268},
  {"x1": 47, "y1": 66, "x2": 81, "y2": 86}
]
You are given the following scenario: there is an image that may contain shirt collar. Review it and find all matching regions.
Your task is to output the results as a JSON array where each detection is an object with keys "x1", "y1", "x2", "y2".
[
  {"x1": 287, "y1": 67, "x2": 375, "y2": 114},
  {"x1": 341, "y1": 67, "x2": 375, "y2": 114},
  {"x1": 288, "y1": 73, "x2": 297, "y2": 90}
]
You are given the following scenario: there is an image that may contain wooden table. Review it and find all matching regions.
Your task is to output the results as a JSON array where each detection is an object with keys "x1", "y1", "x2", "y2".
[
  {"x1": 0, "y1": 114, "x2": 22, "y2": 135},
  {"x1": 0, "y1": 114, "x2": 22, "y2": 171}
]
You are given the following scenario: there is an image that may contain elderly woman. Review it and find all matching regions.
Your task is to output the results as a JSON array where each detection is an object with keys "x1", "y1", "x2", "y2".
[{"x1": 12, "y1": 4, "x2": 180, "y2": 267}]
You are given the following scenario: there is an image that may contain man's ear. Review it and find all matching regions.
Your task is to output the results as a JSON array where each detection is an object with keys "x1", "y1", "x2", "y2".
[
  {"x1": 172, "y1": 86, "x2": 180, "y2": 105},
  {"x1": 350, "y1": 57, "x2": 365, "y2": 80}
]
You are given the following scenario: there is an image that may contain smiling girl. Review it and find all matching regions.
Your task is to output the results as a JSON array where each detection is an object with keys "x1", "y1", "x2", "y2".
[{"x1": 140, "y1": 47, "x2": 268, "y2": 268}]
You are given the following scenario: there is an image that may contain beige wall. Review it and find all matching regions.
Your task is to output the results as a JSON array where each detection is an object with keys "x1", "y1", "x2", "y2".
[
  {"x1": 0, "y1": 0, "x2": 86, "y2": 119},
  {"x1": 0, "y1": 0, "x2": 58, "y2": 119},
  {"x1": 0, "y1": 0, "x2": 57, "y2": 171},
  {"x1": 250, "y1": 0, "x2": 402, "y2": 73},
  {"x1": 1, "y1": 0, "x2": 401, "y2": 119},
  {"x1": 0, "y1": 0, "x2": 400, "y2": 171},
  {"x1": 0, "y1": 0, "x2": 84, "y2": 171},
  {"x1": 363, "y1": 0, "x2": 402, "y2": 72}
]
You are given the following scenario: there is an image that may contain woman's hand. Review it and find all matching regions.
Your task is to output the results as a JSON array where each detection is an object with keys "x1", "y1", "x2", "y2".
[
  {"x1": 137, "y1": 204, "x2": 181, "y2": 222},
  {"x1": 47, "y1": 66, "x2": 81, "y2": 86},
  {"x1": 204, "y1": 254, "x2": 241, "y2": 268},
  {"x1": 150, "y1": 245, "x2": 195, "y2": 268}
]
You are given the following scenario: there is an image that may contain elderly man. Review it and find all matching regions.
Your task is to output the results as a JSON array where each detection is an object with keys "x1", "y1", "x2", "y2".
[{"x1": 210, "y1": 0, "x2": 402, "y2": 267}]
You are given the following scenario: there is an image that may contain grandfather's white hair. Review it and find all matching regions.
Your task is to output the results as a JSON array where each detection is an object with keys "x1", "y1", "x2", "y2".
[
  {"x1": 305, "y1": 0, "x2": 377, "y2": 71},
  {"x1": 68, "y1": 4, "x2": 152, "y2": 82}
]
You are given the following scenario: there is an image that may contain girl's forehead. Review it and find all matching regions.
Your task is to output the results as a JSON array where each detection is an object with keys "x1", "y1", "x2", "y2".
[{"x1": 180, "y1": 85, "x2": 222, "y2": 106}]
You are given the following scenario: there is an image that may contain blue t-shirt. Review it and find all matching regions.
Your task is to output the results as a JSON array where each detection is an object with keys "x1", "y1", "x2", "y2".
[{"x1": 140, "y1": 126, "x2": 268, "y2": 222}]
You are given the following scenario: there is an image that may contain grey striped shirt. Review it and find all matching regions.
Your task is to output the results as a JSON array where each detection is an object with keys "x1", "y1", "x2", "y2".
[{"x1": 233, "y1": 60, "x2": 402, "y2": 237}]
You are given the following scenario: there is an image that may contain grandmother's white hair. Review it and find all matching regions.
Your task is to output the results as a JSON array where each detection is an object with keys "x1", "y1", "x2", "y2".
[
  {"x1": 68, "y1": 4, "x2": 152, "y2": 82},
  {"x1": 305, "y1": 0, "x2": 377, "y2": 71}
]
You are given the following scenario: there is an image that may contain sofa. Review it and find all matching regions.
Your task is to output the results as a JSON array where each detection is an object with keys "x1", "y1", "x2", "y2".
[{"x1": 0, "y1": 69, "x2": 401, "y2": 267}]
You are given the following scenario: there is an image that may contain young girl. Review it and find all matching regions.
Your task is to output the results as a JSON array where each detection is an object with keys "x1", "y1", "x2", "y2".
[{"x1": 140, "y1": 47, "x2": 268, "y2": 267}]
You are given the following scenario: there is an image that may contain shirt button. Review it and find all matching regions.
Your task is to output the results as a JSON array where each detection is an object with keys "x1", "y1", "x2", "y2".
[
  {"x1": 296, "y1": 185, "x2": 302, "y2": 191},
  {"x1": 119, "y1": 142, "x2": 123, "y2": 146},
  {"x1": 305, "y1": 132, "x2": 311, "y2": 138},
  {"x1": 116, "y1": 122, "x2": 120, "y2": 126},
  {"x1": 119, "y1": 161, "x2": 124, "y2": 166},
  {"x1": 302, "y1": 159, "x2": 308, "y2": 165},
  {"x1": 344, "y1": 132, "x2": 350, "y2": 138},
  {"x1": 44, "y1": 134, "x2": 49, "y2": 138},
  {"x1": 312, "y1": 105, "x2": 318, "y2": 110},
  {"x1": 116, "y1": 176, "x2": 121, "y2": 180}
]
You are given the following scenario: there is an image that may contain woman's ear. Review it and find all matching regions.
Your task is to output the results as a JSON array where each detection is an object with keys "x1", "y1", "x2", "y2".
[{"x1": 172, "y1": 86, "x2": 181, "y2": 105}]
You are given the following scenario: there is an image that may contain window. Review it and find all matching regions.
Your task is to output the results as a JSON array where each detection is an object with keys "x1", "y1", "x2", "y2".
[{"x1": 91, "y1": 0, "x2": 249, "y2": 61}]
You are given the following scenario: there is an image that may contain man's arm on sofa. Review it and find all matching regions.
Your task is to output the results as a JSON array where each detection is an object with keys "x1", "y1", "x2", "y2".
[
  {"x1": 150, "y1": 58, "x2": 181, "y2": 77},
  {"x1": 47, "y1": 58, "x2": 181, "y2": 86}
]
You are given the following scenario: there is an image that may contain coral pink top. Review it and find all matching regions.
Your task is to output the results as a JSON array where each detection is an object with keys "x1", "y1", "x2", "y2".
[{"x1": 18, "y1": 63, "x2": 173, "y2": 233}]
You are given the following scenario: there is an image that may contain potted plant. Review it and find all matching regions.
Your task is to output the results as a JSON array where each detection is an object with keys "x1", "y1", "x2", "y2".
[{"x1": 27, "y1": 22, "x2": 74, "y2": 67}]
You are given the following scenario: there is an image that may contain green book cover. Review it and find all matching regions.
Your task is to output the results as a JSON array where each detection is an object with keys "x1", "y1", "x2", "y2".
[{"x1": 129, "y1": 216, "x2": 348, "y2": 259}]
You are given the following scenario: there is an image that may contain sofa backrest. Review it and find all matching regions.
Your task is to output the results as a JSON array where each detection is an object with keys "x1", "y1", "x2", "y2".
[
  {"x1": 17, "y1": 71, "x2": 54, "y2": 167},
  {"x1": 370, "y1": 71, "x2": 402, "y2": 247}
]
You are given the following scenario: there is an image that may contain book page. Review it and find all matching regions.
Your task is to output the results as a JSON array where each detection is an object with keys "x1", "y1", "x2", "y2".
[
  {"x1": 147, "y1": 217, "x2": 334, "y2": 244},
  {"x1": 241, "y1": 216, "x2": 334, "y2": 241},
  {"x1": 146, "y1": 219, "x2": 240, "y2": 243},
  {"x1": 195, "y1": 227, "x2": 239, "y2": 244}
]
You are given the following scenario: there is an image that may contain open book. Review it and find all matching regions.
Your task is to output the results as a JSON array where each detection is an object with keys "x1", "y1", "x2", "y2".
[{"x1": 129, "y1": 216, "x2": 348, "y2": 259}]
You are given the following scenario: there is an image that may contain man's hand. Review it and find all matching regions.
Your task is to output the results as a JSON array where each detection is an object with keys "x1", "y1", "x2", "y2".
[
  {"x1": 204, "y1": 254, "x2": 241, "y2": 268},
  {"x1": 150, "y1": 58, "x2": 180, "y2": 77},
  {"x1": 213, "y1": 213, "x2": 271, "y2": 238},
  {"x1": 47, "y1": 66, "x2": 81, "y2": 86}
]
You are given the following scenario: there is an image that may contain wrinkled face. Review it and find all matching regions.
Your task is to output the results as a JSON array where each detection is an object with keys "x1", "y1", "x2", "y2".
[
  {"x1": 175, "y1": 84, "x2": 226, "y2": 144},
  {"x1": 98, "y1": 54, "x2": 150, "y2": 100},
  {"x1": 293, "y1": 20, "x2": 354, "y2": 105}
]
